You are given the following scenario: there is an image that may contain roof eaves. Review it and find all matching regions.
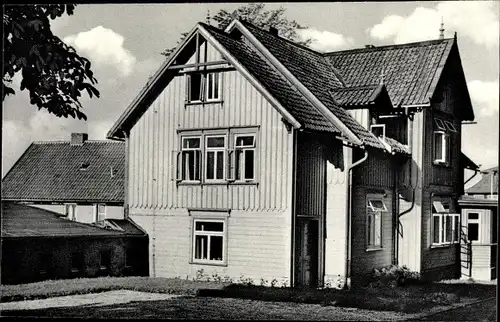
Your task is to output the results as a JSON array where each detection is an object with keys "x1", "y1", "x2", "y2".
[{"x1": 232, "y1": 20, "x2": 363, "y2": 146}]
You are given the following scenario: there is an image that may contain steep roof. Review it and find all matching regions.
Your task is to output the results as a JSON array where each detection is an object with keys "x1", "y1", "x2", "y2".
[
  {"x1": 1, "y1": 140, "x2": 125, "y2": 203},
  {"x1": 1, "y1": 202, "x2": 129, "y2": 238},
  {"x1": 466, "y1": 166, "x2": 498, "y2": 195},
  {"x1": 325, "y1": 38, "x2": 455, "y2": 107}
]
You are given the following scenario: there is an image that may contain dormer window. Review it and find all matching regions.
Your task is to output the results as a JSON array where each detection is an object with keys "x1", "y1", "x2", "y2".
[
  {"x1": 186, "y1": 72, "x2": 221, "y2": 103},
  {"x1": 370, "y1": 124, "x2": 385, "y2": 140}
]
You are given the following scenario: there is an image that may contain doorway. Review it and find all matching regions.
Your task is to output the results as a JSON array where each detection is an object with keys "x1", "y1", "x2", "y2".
[{"x1": 295, "y1": 217, "x2": 319, "y2": 288}]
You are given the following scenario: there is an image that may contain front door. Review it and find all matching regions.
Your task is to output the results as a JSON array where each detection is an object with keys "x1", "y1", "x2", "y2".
[{"x1": 296, "y1": 218, "x2": 319, "y2": 288}]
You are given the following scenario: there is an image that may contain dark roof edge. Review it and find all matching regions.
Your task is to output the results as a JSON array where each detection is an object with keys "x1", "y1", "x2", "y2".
[
  {"x1": 1, "y1": 143, "x2": 35, "y2": 182},
  {"x1": 2, "y1": 199, "x2": 124, "y2": 204}
]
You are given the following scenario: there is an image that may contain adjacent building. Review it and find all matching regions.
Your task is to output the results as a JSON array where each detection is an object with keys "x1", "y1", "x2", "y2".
[{"x1": 1, "y1": 133, "x2": 125, "y2": 223}]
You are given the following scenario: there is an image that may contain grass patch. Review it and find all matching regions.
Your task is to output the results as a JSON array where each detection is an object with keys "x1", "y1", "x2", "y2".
[
  {"x1": 1, "y1": 277, "x2": 228, "y2": 303},
  {"x1": 197, "y1": 280, "x2": 496, "y2": 314}
]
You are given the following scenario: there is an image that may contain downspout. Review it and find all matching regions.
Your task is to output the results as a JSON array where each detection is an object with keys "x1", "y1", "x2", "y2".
[
  {"x1": 344, "y1": 147, "x2": 368, "y2": 289},
  {"x1": 122, "y1": 130, "x2": 130, "y2": 220},
  {"x1": 464, "y1": 168, "x2": 479, "y2": 186},
  {"x1": 392, "y1": 157, "x2": 399, "y2": 265},
  {"x1": 290, "y1": 128, "x2": 299, "y2": 287}
]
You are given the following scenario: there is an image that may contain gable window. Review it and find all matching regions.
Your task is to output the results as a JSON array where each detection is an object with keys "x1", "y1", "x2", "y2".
[
  {"x1": 192, "y1": 219, "x2": 226, "y2": 264},
  {"x1": 205, "y1": 136, "x2": 226, "y2": 181},
  {"x1": 433, "y1": 131, "x2": 450, "y2": 164},
  {"x1": 65, "y1": 204, "x2": 77, "y2": 221},
  {"x1": 234, "y1": 135, "x2": 255, "y2": 181},
  {"x1": 96, "y1": 204, "x2": 106, "y2": 221},
  {"x1": 432, "y1": 199, "x2": 460, "y2": 246},
  {"x1": 366, "y1": 198, "x2": 387, "y2": 249},
  {"x1": 187, "y1": 72, "x2": 221, "y2": 103},
  {"x1": 466, "y1": 212, "x2": 480, "y2": 243},
  {"x1": 181, "y1": 137, "x2": 202, "y2": 181}
]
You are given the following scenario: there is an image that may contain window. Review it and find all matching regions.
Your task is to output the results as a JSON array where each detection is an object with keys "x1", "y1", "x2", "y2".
[
  {"x1": 192, "y1": 220, "x2": 226, "y2": 264},
  {"x1": 187, "y1": 72, "x2": 221, "y2": 103},
  {"x1": 444, "y1": 120, "x2": 457, "y2": 132},
  {"x1": 65, "y1": 204, "x2": 77, "y2": 221},
  {"x1": 71, "y1": 252, "x2": 84, "y2": 274},
  {"x1": 466, "y1": 212, "x2": 480, "y2": 242},
  {"x1": 370, "y1": 124, "x2": 386, "y2": 139},
  {"x1": 234, "y1": 135, "x2": 255, "y2": 181},
  {"x1": 176, "y1": 129, "x2": 258, "y2": 184},
  {"x1": 433, "y1": 131, "x2": 450, "y2": 163},
  {"x1": 206, "y1": 72, "x2": 220, "y2": 101},
  {"x1": 432, "y1": 200, "x2": 460, "y2": 245},
  {"x1": 434, "y1": 118, "x2": 446, "y2": 131},
  {"x1": 366, "y1": 198, "x2": 386, "y2": 249},
  {"x1": 99, "y1": 249, "x2": 111, "y2": 271},
  {"x1": 205, "y1": 136, "x2": 226, "y2": 181},
  {"x1": 181, "y1": 137, "x2": 201, "y2": 181},
  {"x1": 96, "y1": 204, "x2": 106, "y2": 221}
]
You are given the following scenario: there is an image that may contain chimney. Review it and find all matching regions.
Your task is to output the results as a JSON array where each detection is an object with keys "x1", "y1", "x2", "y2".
[
  {"x1": 269, "y1": 26, "x2": 279, "y2": 36},
  {"x1": 71, "y1": 133, "x2": 88, "y2": 146},
  {"x1": 365, "y1": 45, "x2": 375, "y2": 49}
]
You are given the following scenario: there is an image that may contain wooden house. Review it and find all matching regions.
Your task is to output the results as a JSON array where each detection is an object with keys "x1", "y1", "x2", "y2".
[
  {"x1": 2, "y1": 133, "x2": 125, "y2": 224},
  {"x1": 458, "y1": 166, "x2": 498, "y2": 280},
  {"x1": 107, "y1": 20, "x2": 476, "y2": 287}
]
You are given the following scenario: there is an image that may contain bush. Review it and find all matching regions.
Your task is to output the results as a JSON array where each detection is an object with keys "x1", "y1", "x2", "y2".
[{"x1": 370, "y1": 265, "x2": 421, "y2": 287}]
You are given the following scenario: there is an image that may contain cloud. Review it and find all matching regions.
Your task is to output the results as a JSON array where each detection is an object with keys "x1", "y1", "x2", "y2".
[
  {"x1": 299, "y1": 28, "x2": 354, "y2": 52},
  {"x1": 367, "y1": 1, "x2": 499, "y2": 47},
  {"x1": 64, "y1": 26, "x2": 137, "y2": 76},
  {"x1": 468, "y1": 80, "x2": 499, "y2": 117}
]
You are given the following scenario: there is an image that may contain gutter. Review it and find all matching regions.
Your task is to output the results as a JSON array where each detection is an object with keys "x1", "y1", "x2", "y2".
[
  {"x1": 344, "y1": 147, "x2": 368, "y2": 289},
  {"x1": 464, "y1": 168, "x2": 480, "y2": 186}
]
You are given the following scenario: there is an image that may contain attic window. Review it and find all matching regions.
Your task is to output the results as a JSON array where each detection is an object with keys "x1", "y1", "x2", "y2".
[
  {"x1": 80, "y1": 162, "x2": 90, "y2": 171},
  {"x1": 434, "y1": 118, "x2": 446, "y2": 131},
  {"x1": 370, "y1": 124, "x2": 386, "y2": 139}
]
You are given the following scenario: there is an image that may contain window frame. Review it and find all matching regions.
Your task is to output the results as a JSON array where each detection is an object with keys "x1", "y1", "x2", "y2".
[
  {"x1": 370, "y1": 124, "x2": 386, "y2": 140},
  {"x1": 233, "y1": 134, "x2": 256, "y2": 182},
  {"x1": 431, "y1": 199, "x2": 460, "y2": 246},
  {"x1": 433, "y1": 130, "x2": 450, "y2": 164},
  {"x1": 366, "y1": 196, "x2": 387, "y2": 250},
  {"x1": 204, "y1": 135, "x2": 227, "y2": 182},
  {"x1": 444, "y1": 120, "x2": 457, "y2": 132},
  {"x1": 465, "y1": 211, "x2": 481, "y2": 243},
  {"x1": 180, "y1": 136, "x2": 202, "y2": 182},
  {"x1": 186, "y1": 72, "x2": 223, "y2": 104},
  {"x1": 96, "y1": 203, "x2": 106, "y2": 222},
  {"x1": 190, "y1": 216, "x2": 228, "y2": 266},
  {"x1": 205, "y1": 72, "x2": 221, "y2": 102}
]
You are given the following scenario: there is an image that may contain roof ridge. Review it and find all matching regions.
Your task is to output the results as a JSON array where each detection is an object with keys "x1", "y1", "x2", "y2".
[
  {"x1": 33, "y1": 140, "x2": 123, "y2": 145},
  {"x1": 324, "y1": 38, "x2": 454, "y2": 56},
  {"x1": 238, "y1": 19, "x2": 324, "y2": 56},
  {"x1": 334, "y1": 84, "x2": 379, "y2": 91}
]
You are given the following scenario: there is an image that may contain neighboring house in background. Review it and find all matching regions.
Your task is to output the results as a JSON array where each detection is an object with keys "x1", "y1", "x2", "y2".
[
  {"x1": 1, "y1": 133, "x2": 125, "y2": 224},
  {"x1": 458, "y1": 166, "x2": 498, "y2": 281},
  {"x1": 106, "y1": 19, "x2": 476, "y2": 287},
  {"x1": 1, "y1": 202, "x2": 149, "y2": 285}
]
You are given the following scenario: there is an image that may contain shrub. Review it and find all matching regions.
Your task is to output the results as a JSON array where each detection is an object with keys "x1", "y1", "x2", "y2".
[{"x1": 370, "y1": 265, "x2": 421, "y2": 287}]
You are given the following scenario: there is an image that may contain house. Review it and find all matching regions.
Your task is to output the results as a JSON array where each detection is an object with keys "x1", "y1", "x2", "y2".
[
  {"x1": 458, "y1": 166, "x2": 498, "y2": 280},
  {"x1": 1, "y1": 133, "x2": 125, "y2": 223},
  {"x1": 106, "y1": 19, "x2": 475, "y2": 287},
  {"x1": 1, "y1": 202, "x2": 149, "y2": 285}
]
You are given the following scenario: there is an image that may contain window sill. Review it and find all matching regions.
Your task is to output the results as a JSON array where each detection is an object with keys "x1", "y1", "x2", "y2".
[
  {"x1": 185, "y1": 100, "x2": 224, "y2": 106},
  {"x1": 430, "y1": 243, "x2": 458, "y2": 249},
  {"x1": 178, "y1": 181, "x2": 259, "y2": 186},
  {"x1": 433, "y1": 160, "x2": 451, "y2": 168},
  {"x1": 366, "y1": 247, "x2": 383, "y2": 252},
  {"x1": 190, "y1": 261, "x2": 227, "y2": 267}
]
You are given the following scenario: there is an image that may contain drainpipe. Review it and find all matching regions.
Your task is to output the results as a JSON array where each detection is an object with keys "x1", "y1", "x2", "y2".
[
  {"x1": 344, "y1": 147, "x2": 368, "y2": 289},
  {"x1": 464, "y1": 168, "x2": 480, "y2": 186}
]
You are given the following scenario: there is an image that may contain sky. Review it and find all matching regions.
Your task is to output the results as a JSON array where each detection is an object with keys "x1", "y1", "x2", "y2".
[{"x1": 2, "y1": 1, "x2": 499, "y2": 179}]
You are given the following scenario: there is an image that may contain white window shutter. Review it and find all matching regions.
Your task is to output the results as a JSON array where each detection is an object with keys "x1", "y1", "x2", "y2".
[
  {"x1": 227, "y1": 148, "x2": 235, "y2": 181},
  {"x1": 171, "y1": 150, "x2": 181, "y2": 181}
]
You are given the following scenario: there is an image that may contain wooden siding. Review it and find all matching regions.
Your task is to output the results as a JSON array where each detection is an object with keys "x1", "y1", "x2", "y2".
[
  {"x1": 424, "y1": 108, "x2": 462, "y2": 188},
  {"x1": 353, "y1": 149, "x2": 394, "y2": 188},
  {"x1": 397, "y1": 111, "x2": 424, "y2": 272},
  {"x1": 324, "y1": 146, "x2": 350, "y2": 279},
  {"x1": 129, "y1": 209, "x2": 291, "y2": 283},
  {"x1": 295, "y1": 132, "x2": 326, "y2": 217},
  {"x1": 348, "y1": 109, "x2": 370, "y2": 129},
  {"x1": 128, "y1": 39, "x2": 292, "y2": 212},
  {"x1": 461, "y1": 208, "x2": 492, "y2": 245},
  {"x1": 350, "y1": 186, "x2": 394, "y2": 279}
]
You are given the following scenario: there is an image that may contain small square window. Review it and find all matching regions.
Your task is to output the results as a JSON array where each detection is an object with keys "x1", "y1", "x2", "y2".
[{"x1": 370, "y1": 124, "x2": 386, "y2": 139}]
